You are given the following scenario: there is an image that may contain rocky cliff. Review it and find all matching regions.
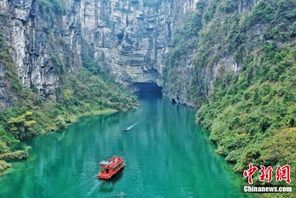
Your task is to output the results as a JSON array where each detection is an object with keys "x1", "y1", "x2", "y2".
[
  {"x1": 1, "y1": 0, "x2": 296, "y2": 186},
  {"x1": 183, "y1": 0, "x2": 296, "y2": 182},
  {"x1": 0, "y1": 0, "x2": 200, "y2": 109},
  {"x1": 163, "y1": 0, "x2": 262, "y2": 107},
  {"x1": 65, "y1": 0, "x2": 199, "y2": 91},
  {"x1": 0, "y1": 0, "x2": 65, "y2": 109},
  {"x1": 0, "y1": 0, "x2": 271, "y2": 110}
]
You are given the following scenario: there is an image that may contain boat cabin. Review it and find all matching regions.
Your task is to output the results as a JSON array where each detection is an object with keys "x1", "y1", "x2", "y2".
[{"x1": 98, "y1": 156, "x2": 125, "y2": 180}]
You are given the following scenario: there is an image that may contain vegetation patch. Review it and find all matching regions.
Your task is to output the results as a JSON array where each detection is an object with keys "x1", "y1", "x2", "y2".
[
  {"x1": 164, "y1": 0, "x2": 296, "y2": 188},
  {"x1": 0, "y1": 160, "x2": 11, "y2": 175},
  {"x1": 0, "y1": 31, "x2": 137, "y2": 175},
  {"x1": 0, "y1": 150, "x2": 29, "y2": 162},
  {"x1": 37, "y1": 0, "x2": 65, "y2": 19}
]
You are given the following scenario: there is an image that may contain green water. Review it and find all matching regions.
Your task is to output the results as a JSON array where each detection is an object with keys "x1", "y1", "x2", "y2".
[{"x1": 0, "y1": 93, "x2": 245, "y2": 198}]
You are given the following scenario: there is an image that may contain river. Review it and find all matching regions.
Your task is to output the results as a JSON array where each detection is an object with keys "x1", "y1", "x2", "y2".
[{"x1": 0, "y1": 93, "x2": 246, "y2": 198}]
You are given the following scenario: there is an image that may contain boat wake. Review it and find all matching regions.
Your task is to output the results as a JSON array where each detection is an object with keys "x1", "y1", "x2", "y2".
[
  {"x1": 124, "y1": 121, "x2": 139, "y2": 131},
  {"x1": 60, "y1": 174, "x2": 98, "y2": 196}
]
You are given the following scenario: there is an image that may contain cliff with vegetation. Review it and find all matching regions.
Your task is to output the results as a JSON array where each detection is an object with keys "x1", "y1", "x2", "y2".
[
  {"x1": 163, "y1": 0, "x2": 296, "y2": 186},
  {"x1": 0, "y1": 0, "x2": 295, "y2": 189},
  {"x1": 0, "y1": 0, "x2": 139, "y2": 173},
  {"x1": 0, "y1": 0, "x2": 197, "y2": 174}
]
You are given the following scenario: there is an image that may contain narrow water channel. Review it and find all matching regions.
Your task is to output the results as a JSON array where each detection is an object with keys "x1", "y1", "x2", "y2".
[{"x1": 0, "y1": 93, "x2": 246, "y2": 197}]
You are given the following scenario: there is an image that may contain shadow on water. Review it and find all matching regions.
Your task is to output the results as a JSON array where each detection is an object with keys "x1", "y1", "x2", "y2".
[
  {"x1": 135, "y1": 92, "x2": 162, "y2": 99},
  {"x1": 98, "y1": 170, "x2": 124, "y2": 192}
]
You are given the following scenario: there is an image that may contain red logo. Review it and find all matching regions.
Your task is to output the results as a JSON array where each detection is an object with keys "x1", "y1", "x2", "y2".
[
  {"x1": 259, "y1": 165, "x2": 273, "y2": 182},
  {"x1": 243, "y1": 164, "x2": 258, "y2": 184},
  {"x1": 276, "y1": 165, "x2": 291, "y2": 184},
  {"x1": 243, "y1": 164, "x2": 291, "y2": 184}
]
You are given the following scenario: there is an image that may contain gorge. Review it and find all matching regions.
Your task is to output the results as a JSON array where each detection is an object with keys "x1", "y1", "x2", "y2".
[
  {"x1": 0, "y1": 0, "x2": 199, "y2": 108},
  {"x1": 0, "y1": 0, "x2": 296, "y2": 190},
  {"x1": 0, "y1": 0, "x2": 265, "y2": 107}
]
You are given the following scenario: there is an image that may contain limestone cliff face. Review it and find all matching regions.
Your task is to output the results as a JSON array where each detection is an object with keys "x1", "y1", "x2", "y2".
[
  {"x1": 0, "y1": 65, "x2": 13, "y2": 109},
  {"x1": 1, "y1": 0, "x2": 260, "y2": 109},
  {"x1": 0, "y1": 0, "x2": 199, "y2": 108},
  {"x1": 66, "y1": 0, "x2": 199, "y2": 90},
  {"x1": 0, "y1": 0, "x2": 62, "y2": 107},
  {"x1": 162, "y1": 0, "x2": 262, "y2": 107}
]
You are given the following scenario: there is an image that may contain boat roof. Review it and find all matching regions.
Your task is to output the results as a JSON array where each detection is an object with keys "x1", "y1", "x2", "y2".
[{"x1": 99, "y1": 160, "x2": 113, "y2": 165}]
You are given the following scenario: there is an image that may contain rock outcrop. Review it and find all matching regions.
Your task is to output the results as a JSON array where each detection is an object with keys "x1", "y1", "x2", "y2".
[
  {"x1": 0, "y1": 65, "x2": 13, "y2": 109},
  {"x1": 162, "y1": 0, "x2": 262, "y2": 107},
  {"x1": 1, "y1": 0, "x2": 61, "y2": 105},
  {"x1": 1, "y1": 0, "x2": 261, "y2": 108},
  {"x1": 67, "y1": 0, "x2": 199, "y2": 90},
  {"x1": 0, "y1": 0, "x2": 199, "y2": 108}
]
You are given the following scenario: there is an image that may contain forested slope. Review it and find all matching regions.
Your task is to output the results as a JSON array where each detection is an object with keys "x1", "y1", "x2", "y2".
[
  {"x1": 0, "y1": 0, "x2": 137, "y2": 174},
  {"x1": 164, "y1": 0, "x2": 296, "y2": 186}
]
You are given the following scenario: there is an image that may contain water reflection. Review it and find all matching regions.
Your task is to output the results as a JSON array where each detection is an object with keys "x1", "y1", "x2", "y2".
[{"x1": 98, "y1": 170, "x2": 124, "y2": 192}]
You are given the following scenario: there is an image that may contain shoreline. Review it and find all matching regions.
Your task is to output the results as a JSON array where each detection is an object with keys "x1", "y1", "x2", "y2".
[{"x1": 0, "y1": 107, "x2": 136, "y2": 176}]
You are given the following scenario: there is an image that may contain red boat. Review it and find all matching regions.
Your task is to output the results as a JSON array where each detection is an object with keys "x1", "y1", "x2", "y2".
[{"x1": 98, "y1": 156, "x2": 125, "y2": 180}]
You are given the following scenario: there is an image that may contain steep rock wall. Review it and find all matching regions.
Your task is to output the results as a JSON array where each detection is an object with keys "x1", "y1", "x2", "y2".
[
  {"x1": 7, "y1": 0, "x2": 60, "y2": 99},
  {"x1": 0, "y1": 0, "x2": 198, "y2": 108},
  {"x1": 67, "y1": 0, "x2": 199, "y2": 90},
  {"x1": 163, "y1": 0, "x2": 262, "y2": 107}
]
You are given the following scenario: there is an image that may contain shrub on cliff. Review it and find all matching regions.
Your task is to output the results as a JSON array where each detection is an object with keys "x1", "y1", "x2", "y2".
[
  {"x1": 163, "y1": 0, "x2": 296, "y2": 186},
  {"x1": 0, "y1": 150, "x2": 29, "y2": 162},
  {"x1": 0, "y1": 160, "x2": 11, "y2": 175}
]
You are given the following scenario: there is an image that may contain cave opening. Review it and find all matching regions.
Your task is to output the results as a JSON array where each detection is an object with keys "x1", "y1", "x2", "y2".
[
  {"x1": 133, "y1": 82, "x2": 162, "y2": 93},
  {"x1": 117, "y1": 32, "x2": 124, "y2": 44}
]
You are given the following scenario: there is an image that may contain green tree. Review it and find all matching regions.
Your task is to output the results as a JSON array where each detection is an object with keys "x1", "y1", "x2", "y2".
[
  {"x1": 290, "y1": 21, "x2": 296, "y2": 37},
  {"x1": 7, "y1": 111, "x2": 37, "y2": 139}
]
